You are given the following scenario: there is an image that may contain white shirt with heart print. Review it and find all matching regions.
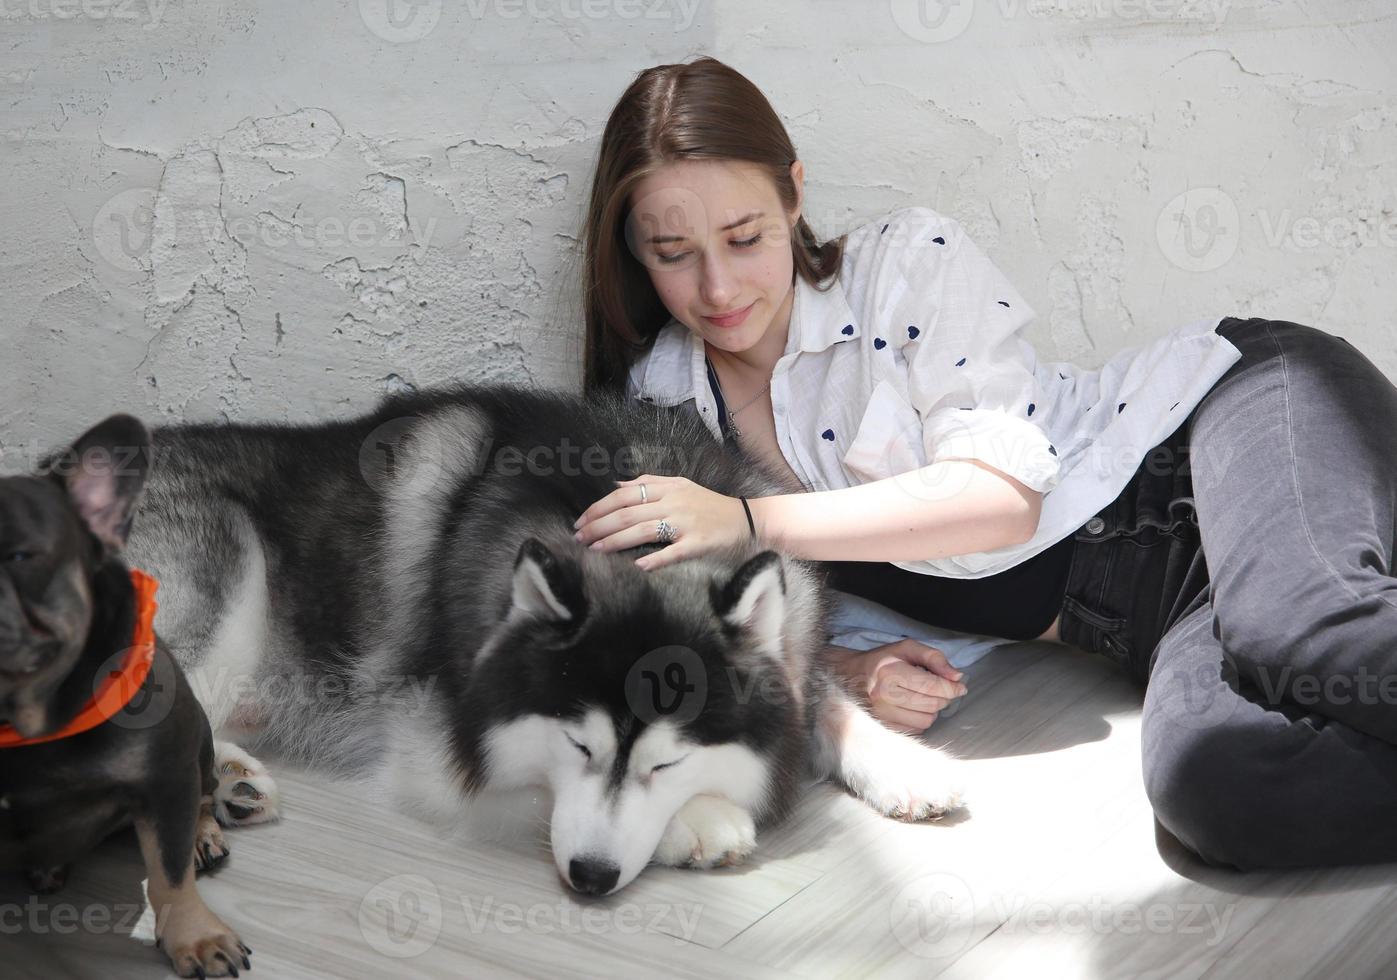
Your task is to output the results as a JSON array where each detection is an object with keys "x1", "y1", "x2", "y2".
[{"x1": 626, "y1": 206, "x2": 1243, "y2": 580}]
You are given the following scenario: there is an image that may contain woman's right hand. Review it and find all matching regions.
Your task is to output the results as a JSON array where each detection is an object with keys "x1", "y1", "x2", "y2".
[{"x1": 826, "y1": 639, "x2": 968, "y2": 734}]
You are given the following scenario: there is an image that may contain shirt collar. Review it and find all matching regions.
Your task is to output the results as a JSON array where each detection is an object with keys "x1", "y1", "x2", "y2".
[
  {"x1": 628, "y1": 275, "x2": 861, "y2": 404},
  {"x1": 791, "y1": 271, "x2": 861, "y2": 353}
]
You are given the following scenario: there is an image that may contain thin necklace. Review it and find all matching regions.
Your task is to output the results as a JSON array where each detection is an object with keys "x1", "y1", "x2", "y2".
[{"x1": 707, "y1": 356, "x2": 770, "y2": 438}]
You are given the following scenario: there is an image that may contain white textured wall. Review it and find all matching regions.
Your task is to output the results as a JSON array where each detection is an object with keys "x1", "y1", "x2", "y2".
[{"x1": 3, "y1": 0, "x2": 1395, "y2": 466}]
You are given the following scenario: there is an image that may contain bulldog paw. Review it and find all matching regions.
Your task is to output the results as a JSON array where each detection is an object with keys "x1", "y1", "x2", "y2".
[
  {"x1": 158, "y1": 905, "x2": 251, "y2": 978},
  {"x1": 652, "y1": 795, "x2": 757, "y2": 869},
  {"x1": 213, "y1": 741, "x2": 281, "y2": 827},
  {"x1": 24, "y1": 864, "x2": 69, "y2": 895}
]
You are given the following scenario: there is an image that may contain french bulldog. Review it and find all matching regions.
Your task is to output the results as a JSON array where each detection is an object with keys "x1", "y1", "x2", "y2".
[{"x1": 0, "y1": 414, "x2": 253, "y2": 977}]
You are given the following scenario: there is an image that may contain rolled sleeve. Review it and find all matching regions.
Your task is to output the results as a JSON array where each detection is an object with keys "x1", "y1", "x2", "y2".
[
  {"x1": 922, "y1": 407, "x2": 1060, "y2": 493},
  {"x1": 890, "y1": 208, "x2": 1062, "y2": 493}
]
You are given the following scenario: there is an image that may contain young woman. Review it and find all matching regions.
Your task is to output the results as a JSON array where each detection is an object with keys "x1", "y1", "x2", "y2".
[{"x1": 572, "y1": 56, "x2": 1397, "y2": 870}]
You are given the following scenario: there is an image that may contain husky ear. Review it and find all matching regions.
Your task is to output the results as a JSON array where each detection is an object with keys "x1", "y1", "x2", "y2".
[
  {"x1": 710, "y1": 551, "x2": 786, "y2": 657},
  {"x1": 509, "y1": 538, "x2": 588, "y2": 624},
  {"x1": 43, "y1": 414, "x2": 152, "y2": 553}
]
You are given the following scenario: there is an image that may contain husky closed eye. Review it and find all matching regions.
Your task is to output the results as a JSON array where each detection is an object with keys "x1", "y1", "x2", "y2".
[
  {"x1": 565, "y1": 733, "x2": 592, "y2": 760},
  {"x1": 650, "y1": 755, "x2": 689, "y2": 774}
]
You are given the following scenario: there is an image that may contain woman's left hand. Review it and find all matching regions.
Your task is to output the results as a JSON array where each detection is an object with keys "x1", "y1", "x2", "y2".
[{"x1": 573, "y1": 475, "x2": 751, "y2": 571}]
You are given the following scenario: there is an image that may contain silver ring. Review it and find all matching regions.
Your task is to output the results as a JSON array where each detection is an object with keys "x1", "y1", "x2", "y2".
[
  {"x1": 638, "y1": 482, "x2": 648, "y2": 504},
  {"x1": 655, "y1": 519, "x2": 677, "y2": 544}
]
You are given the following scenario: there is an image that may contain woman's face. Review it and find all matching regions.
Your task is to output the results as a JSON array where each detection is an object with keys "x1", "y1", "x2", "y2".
[{"x1": 626, "y1": 159, "x2": 802, "y2": 357}]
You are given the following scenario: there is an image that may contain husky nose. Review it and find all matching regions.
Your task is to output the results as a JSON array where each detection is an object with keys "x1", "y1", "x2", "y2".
[{"x1": 568, "y1": 858, "x2": 620, "y2": 896}]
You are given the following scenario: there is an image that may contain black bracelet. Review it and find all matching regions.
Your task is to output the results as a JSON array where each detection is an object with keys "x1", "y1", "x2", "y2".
[{"x1": 739, "y1": 496, "x2": 756, "y2": 539}]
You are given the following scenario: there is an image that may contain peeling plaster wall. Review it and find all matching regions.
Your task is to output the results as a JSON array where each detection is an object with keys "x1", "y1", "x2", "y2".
[{"x1": 2, "y1": 0, "x2": 1394, "y2": 463}]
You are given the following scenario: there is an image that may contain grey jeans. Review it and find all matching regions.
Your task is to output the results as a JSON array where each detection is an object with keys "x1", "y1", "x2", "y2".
[{"x1": 1058, "y1": 316, "x2": 1397, "y2": 869}]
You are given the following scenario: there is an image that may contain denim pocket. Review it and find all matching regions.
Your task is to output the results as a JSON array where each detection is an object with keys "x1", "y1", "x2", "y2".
[
  {"x1": 1062, "y1": 593, "x2": 1126, "y2": 631},
  {"x1": 1061, "y1": 593, "x2": 1134, "y2": 668}
]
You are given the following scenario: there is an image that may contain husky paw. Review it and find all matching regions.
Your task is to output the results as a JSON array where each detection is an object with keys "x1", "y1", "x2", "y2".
[
  {"x1": 212, "y1": 741, "x2": 281, "y2": 827},
  {"x1": 24, "y1": 864, "x2": 69, "y2": 894},
  {"x1": 863, "y1": 775, "x2": 963, "y2": 822},
  {"x1": 194, "y1": 811, "x2": 231, "y2": 872},
  {"x1": 850, "y1": 740, "x2": 963, "y2": 822},
  {"x1": 653, "y1": 795, "x2": 757, "y2": 869},
  {"x1": 834, "y1": 713, "x2": 964, "y2": 822}
]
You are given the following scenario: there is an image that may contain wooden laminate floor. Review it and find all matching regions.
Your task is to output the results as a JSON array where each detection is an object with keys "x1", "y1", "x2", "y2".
[{"x1": 5, "y1": 642, "x2": 1396, "y2": 980}]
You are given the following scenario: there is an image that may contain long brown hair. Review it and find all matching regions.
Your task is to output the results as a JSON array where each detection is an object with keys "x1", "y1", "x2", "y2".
[{"x1": 581, "y1": 56, "x2": 844, "y2": 395}]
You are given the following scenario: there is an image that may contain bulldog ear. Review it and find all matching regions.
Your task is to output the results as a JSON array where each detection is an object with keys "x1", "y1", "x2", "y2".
[
  {"x1": 44, "y1": 414, "x2": 151, "y2": 553},
  {"x1": 710, "y1": 550, "x2": 787, "y2": 658},
  {"x1": 509, "y1": 538, "x2": 588, "y2": 624}
]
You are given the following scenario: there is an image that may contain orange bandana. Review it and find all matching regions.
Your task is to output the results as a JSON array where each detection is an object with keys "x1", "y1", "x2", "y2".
[{"x1": 0, "y1": 568, "x2": 159, "y2": 748}]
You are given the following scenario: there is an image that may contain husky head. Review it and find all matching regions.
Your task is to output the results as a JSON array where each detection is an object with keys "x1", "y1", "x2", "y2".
[{"x1": 463, "y1": 536, "x2": 809, "y2": 896}]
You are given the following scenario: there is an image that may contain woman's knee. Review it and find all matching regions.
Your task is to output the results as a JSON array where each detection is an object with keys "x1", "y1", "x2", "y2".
[
  {"x1": 1260, "y1": 318, "x2": 1380, "y2": 382},
  {"x1": 1142, "y1": 723, "x2": 1264, "y2": 868},
  {"x1": 1218, "y1": 318, "x2": 1353, "y2": 377},
  {"x1": 1140, "y1": 677, "x2": 1285, "y2": 869}
]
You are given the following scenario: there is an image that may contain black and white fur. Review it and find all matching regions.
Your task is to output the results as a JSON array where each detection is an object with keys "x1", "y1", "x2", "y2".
[{"x1": 124, "y1": 384, "x2": 962, "y2": 895}]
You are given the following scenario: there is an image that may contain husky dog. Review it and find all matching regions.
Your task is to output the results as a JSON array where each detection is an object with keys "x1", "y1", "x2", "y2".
[{"x1": 122, "y1": 385, "x2": 962, "y2": 895}]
